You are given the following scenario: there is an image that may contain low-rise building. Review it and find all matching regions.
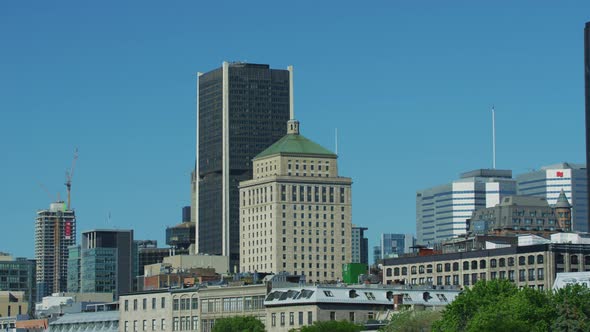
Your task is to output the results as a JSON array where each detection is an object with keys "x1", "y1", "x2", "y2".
[
  {"x1": 119, "y1": 284, "x2": 266, "y2": 332},
  {"x1": 49, "y1": 311, "x2": 118, "y2": 332},
  {"x1": 383, "y1": 233, "x2": 590, "y2": 291},
  {"x1": 0, "y1": 291, "x2": 28, "y2": 317},
  {"x1": 264, "y1": 284, "x2": 459, "y2": 332}
]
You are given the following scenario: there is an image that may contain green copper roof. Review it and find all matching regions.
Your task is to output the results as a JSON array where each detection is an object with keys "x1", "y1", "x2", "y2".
[
  {"x1": 555, "y1": 189, "x2": 571, "y2": 208},
  {"x1": 255, "y1": 133, "x2": 336, "y2": 159}
]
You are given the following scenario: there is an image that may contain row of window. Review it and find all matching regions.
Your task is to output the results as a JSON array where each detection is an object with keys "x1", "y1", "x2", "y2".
[
  {"x1": 402, "y1": 268, "x2": 545, "y2": 286},
  {"x1": 271, "y1": 311, "x2": 313, "y2": 327},
  {"x1": 124, "y1": 297, "x2": 166, "y2": 311},
  {"x1": 123, "y1": 318, "x2": 167, "y2": 332},
  {"x1": 386, "y1": 255, "x2": 547, "y2": 277}
]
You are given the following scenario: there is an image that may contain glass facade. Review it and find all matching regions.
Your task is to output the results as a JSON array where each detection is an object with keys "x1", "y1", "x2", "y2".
[
  {"x1": 197, "y1": 63, "x2": 290, "y2": 269},
  {"x1": 0, "y1": 257, "x2": 36, "y2": 315}
]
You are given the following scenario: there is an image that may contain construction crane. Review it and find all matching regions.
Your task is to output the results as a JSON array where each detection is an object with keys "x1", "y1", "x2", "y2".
[{"x1": 65, "y1": 148, "x2": 78, "y2": 210}]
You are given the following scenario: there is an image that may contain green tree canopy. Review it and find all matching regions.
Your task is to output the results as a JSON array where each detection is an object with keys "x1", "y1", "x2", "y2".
[
  {"x1": 380, "y1": 309, "x2": 442, "y2": 332},
  {"x1": 212, "y1": 316, "x2": 265, "y2": 332},
  {"x1": 293, "y1": 320, "x2": 363, "y2": 332}
]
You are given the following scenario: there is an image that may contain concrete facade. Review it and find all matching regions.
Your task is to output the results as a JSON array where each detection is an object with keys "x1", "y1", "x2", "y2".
[
  {"x1": 119, "y1": 284, "x2": 266, "y2": 332},
  {"x1": 383, "y1": 238, "x2": 590, "y2": 291},
  {"x1": 517, "y1": 163, "x2": 588, "y2": 232},
  {"x1": 417, "y1": 169, "x2": 516, "y2": 245}
]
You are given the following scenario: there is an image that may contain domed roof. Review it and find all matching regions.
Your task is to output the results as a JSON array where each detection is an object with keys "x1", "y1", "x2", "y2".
[{"x1": 255, "y1": 122, "x2": 336, "y2": 159}]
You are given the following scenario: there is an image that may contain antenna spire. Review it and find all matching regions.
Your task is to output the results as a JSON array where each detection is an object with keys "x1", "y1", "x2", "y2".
[
  {"x1": 286, "y1": 65, "x2": 300, "y2": 135},
  {"x1": 492, "y1": 106, "x2": 496, "y2": 169},
  {"x1": 335, "y1": 128, "x2": 338, "y2": 155}
]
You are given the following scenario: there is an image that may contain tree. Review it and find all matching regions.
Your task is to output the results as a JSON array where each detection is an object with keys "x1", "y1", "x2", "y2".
[
  {"x1": 212, "y1": 316, "x2": 265, "y2": 332},
  {"x1": 551, "y1": 284, "x2": 590, "y2": 331},
  {"x1": 292, "y1": 320, "x2": 363, "y2": 332},
  {"x1": 380, "y1": 309, "x2": 442, "y2": 332}
]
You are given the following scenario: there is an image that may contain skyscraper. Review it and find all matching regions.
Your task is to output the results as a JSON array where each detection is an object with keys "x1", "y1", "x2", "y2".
[
  {"x1": 195, "y1": 62, "x2": 291, "y2": 271},
  {"x1": 238, "y1": 118, "x2": 353, "y2": 282},
  {"x1": 67, "y1": 229, "x2": 134, "y2": 298},
  {"x1": 584, "y1": 21, "x2": 590, "y2": 231},
  {"x1": 516, "y1": 163, "x2": 588, "y2": 232},
  {"x1": 351, "y1": 226, "x2": 369, "y2": 265},
  {"x1": 416, "y1": 169, "x2": 516, "y2": 245},
  {"x1": 35, "y1": 201, "x2": 76, "y2": 299}
]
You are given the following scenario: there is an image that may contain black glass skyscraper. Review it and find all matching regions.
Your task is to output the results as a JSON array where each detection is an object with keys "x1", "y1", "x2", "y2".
[
  {"x1": 585, "y1": 22, "x2": 590, "y2": 231},
  {"x1": 196, "y1": 62, "x2": 290, "y2": 271}
]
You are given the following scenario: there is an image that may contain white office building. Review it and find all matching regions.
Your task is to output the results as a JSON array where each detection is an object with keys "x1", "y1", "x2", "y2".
[
  {"x1": 416, "y1": 169, "x2": 516, "y2": 245},
  {"x1": 517, "y1": 163, "x2": 588, "y2": 232}
]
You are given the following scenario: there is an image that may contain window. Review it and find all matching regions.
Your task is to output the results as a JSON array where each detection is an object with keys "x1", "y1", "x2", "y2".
[
  {"x1": 308, "y1": 312, "x2": 313, "y2": 325},
  {"x1": 125, "y1": 321, "x2": 129, "y2": 332},
  {"x1": 394, "y1": 267, "x2": 400, "y2": 276},
  {"x1": 364, "y1": 292, "x2": 376, "y2": 300},
  {"x1": 152, "y1": 298, "x2": 156, "y2": 310},
  {"x1": 445, "y1": 263, "x2": 451, "y2": 272},
  {"x1": 528, "y1": 268, "x2": 535, "y2": 281},
  {"x1": 490, "y1": 259, "x2": 497, "y2": 268},
  {"x1": 453, "y1": 262, "x2": 459, "y2": 271},
  {"x1": 299, "y1": 312, "x2": 304, "y2": 325},
  {"x1": 436, "y1": 264, "x2": 443, "y2": 272},
  {"x1": 142, "y1": 298, "x2": 147, "y2": 310},
  {"x1": 271, "y1": 313, "x2": 276, "y2": 327},
  {"x1": 143, "y1": 320, "x2": 147, "y2": 331},
  {"x1": 411, "y1": 266, "x2": 417, "y2": 274},
  {"x1": 427, "y1": 264, "x2": 433, "y2": 273},
  {"x1": 386, "y1": 268, "x2": 392, "y2": 277},
  {"x1": 125, "y1": 300, "x2": 129, "y2": 311},
  {"x1": 419, "y1": 265, "x2": 425, "y2": 274},
  {"x1": 349, "y1": 312, "x2": 355, "y2": 322},
  {"x1": 519, "y1": 256, "x2": 526, "y2": 265},
  {"x1": 133, "y1": 299, "x2": 138, "y2": 311},
  {"x1": 480, "y1": 260, "x2": 486, "y2": 269},
  {"x1": 281, "y1": 312, "x2": 285, "y2": 326},
  {"x1": 463, "y1": 261, "x2": 469, "y2": 270},
  {"x1": 572, "y1": 255, "x2": 579, "y2": 265},
  {"x1": 323, "y1": 290, "x2": 334, "y2": 297},
  {"x1": 499, "y1": 258, "x2": 506, "y2": 267},
  {"x1": 161, "y1": 319, "x2": 166, "y2": 330},
  {"x1": 471, "y1": 261, "x2": 477, "y2": 270},
  {"x1": 290, "y1": 312, "x2": 294, "y2": 326},
  {"x1": 151, "y1": 319, "x2": 156, "y2": 331},
  {"x1": 508, "y1": 257, "x2": 515, "y2": 266},
  {"x1": 402, "y1": 267, "x2": 408, "y2": 275},
  {"x1": 173, "y1": 299, "x2": 179, "y2": 310},
  {"x1": 161, "y1": 297, "x2": 166, "y2": 309},
  {"x1": 519, "y1": 269, "x2": 526, "y2": 282},
  {"x1": 133, "y1": 320, "x2": 138, "y2": 332}
]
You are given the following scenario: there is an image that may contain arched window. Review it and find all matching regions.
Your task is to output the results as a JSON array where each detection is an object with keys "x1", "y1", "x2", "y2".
[
  {"x1": 386, "y1": 268, "x2": 392, "y2": 277},
  {"x1": 411, "y1": 266, "x2": 417, "y2": 275},
  {"x1": 471, "y1": 260, "x2": 478, "y2": 270},
  {"x1": 426, "y1": 264, "x2": 433, "y2": 273},
  {"x1": 479, "y1": 260, "x2": 486, "y2": 269},
  {"x1": 519, "y1": 256, "x2": 526, "y2": 265},
  {"x1": 571, "y1": 255, "x2": 579, "y2": 265},
  {"x1": 463, "y1": 261, "x2": 469, "y2": 270},
  {"x1": 444, "y1": 263, "x2": 451, "y2": 272},
  {"x1": 499, "y1": 258, "x2": 506, "y2": 267},
  {"x1": 490, "y1": 259, "x2": 497, "y2": 268},
  {"x1": 453, "y1": 262, "x2": 459, "y2": 271},
  {"x1": 508, "y1": 257, "x2": 515, "y2": 266},
  {"x1": 418, "y1": 265, "x2": 425, "y2": 274},
  {"x1": 402, "y1": 267, "x2": 408, "y2": 275},
  {"x1": 528, "y1": 255, "x2": 535, "y2": 265},
  {"x1": 537, "y1": 255, "x2": 544, "y2": 264},
  {"x1": 394, "y1": 267, "x2": 400, "y2": 276}
]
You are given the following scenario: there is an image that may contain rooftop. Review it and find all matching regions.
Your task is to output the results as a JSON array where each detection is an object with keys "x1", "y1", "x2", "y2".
[{"x1": 255, "y1": 123, "x2": 336, "y2": 160}]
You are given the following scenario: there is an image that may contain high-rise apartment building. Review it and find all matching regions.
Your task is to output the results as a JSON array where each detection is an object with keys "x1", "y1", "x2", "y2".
[
  {"x1": 416, "y1": 169, "x2": 516, "y2": 245},
  {"x1": 0, "y1": 254, "x2": 36, "y2": 315},
  {"x1": 380, "y1": 234, "x2": 415, "y2": 259},
  {"x1": 67, "y1": 229, "x2": 134, "y2": 298},
  {"x1": 585, "y1": 22, "x2": 590, "y2": 231},
  {"x1": 351, "y1": 226, "x2": 368, "y2": 265},
  {"x1": 195, "y1": 62, "x2": 291, "y2": 271},
  {"x1": 35, "y1": 201, "x2": 76, "y2": 299},
  {"x1": 516, "y1": 163, "x2": 588, "y2": 232},
  {"x1": 239, "y1": 118, "x2": 353, "y2": 282}
]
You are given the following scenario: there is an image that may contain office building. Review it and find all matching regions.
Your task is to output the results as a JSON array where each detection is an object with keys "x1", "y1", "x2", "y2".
[
  {"x1": 67, "y1": 229, "x2": 134, "y2": 298},
  {"x1": 469, "y1": 193, "x2": 572, "y2": 236},
  {"x1": 351, "y1": 226, "x2": 369, "y2": 265},
  {"x1": 380, "y1": 234, "x2": 415, "y2": 259},
  {"x1": 382, "y1": 233, "x2": 590, "y2": 291},
  {"x1": 166, "y1": 207, "x2": 195, "y2": 252},
  {"x1": 0, "y1": 254, "x2": 35, "y2": 315},
  {"x1": 516, "y1": 163, "x2": 588, "y2": 232},
  {"x1": 239, "y1": 116, "x2": 353, "y2": 282},
  {"x1": 0, "y1": 291, "x2": 28, "y2": 318},
  {"x1": 373, "y1": 246, "x2": 381, "y2": 265},
  {"x1": 416, "y1": 169, "x2": 516, "y2": 245},
  {"x1": 194, "y1": 62, "x2": 291, "y2": 271},
  {"x1": 585, "y1": 22, "x2": 590, "y2": 229},
  {"x1": 35, "y1": 201, "x2": 76, "y2": 299}
]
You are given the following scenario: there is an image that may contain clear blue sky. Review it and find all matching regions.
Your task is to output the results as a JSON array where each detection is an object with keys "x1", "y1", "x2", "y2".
[{"x1": 1, "y1": 1, "x2": 588, "y2": 259}]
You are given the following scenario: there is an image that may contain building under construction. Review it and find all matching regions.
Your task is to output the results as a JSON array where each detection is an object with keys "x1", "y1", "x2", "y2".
[{"x1": 35, "y1": 201, "x2": 76, "y2": 299}]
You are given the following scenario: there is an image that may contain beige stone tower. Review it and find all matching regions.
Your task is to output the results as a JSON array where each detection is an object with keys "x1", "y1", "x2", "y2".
[{"x1": 238, "y1": 119, "x2": 353, "y2": 283}]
